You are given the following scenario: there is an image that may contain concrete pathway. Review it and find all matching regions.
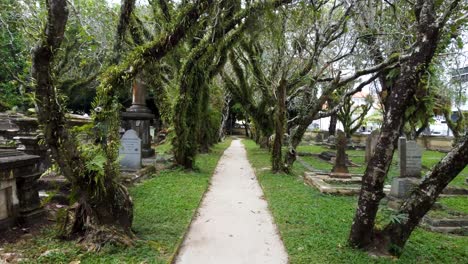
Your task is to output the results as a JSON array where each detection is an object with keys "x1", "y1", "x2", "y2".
[{"x1": 175, "y1": 139, "x2": 288, "y2": 264}]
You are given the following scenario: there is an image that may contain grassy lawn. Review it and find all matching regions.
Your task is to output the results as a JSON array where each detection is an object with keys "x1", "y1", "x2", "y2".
[
  {"x1": 2, "y1": 139, "x2": 232, "y2": 264},
  {"x1": 296, "y1": 144, "x2": 468, "y2": 187},
  {"x1": 244, "y1": 139, "x2": 468, "y2": 264},
  {"x1": 438, "y1": 197, "x2": 468, "y2": 214}
]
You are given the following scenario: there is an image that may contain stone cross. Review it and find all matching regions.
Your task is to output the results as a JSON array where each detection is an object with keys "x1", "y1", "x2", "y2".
[
  {"x1": 365, "y1": 129, "x2": 380, "y2": 162},
  {"x1": 119, "y1": 129, "x2": 142, "y2": 170},
  {"x1": 332, "y1": 130, "x2": 349, "y2": 173}
]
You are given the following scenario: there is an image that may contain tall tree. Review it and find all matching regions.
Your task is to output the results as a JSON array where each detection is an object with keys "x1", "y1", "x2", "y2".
[
  {"x1": 32, "y1": 0, "x2": 133, "y2": 249},
  {"x1": 0, "y1": 0, "x2": 28, "y2": 110},
  {"x1": 349, "y1": 0, "x2": 466, "y2": 255},
  {"x1": 337, "y1": 93, "x2": 373, "y2": 139},
  {"x1": 173, "y1": 0, "x2": 293, "y2": 169}
]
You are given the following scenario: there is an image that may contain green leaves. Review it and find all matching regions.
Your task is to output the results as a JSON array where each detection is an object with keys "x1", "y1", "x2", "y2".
[{"x1": 86, "y1": 152, "x2": 107, "y2": 175}]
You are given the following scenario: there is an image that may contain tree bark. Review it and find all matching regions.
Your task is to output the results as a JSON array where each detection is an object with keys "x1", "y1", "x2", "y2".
[
  {"x1": 349, "y1": 0, "x2": 449, "y2": 250},
  {"x1": 244, "y1": 121, "x2": 250, "y2": 138},
  {"x1": 272, "y1": 80, "x2": 287, "y2": 172},
  {"x1": 378, "y1": 135, "x2": 468, "y2": 256},
  {"x1": 328, "y1": 114, "x2": 337, "y2": 136},
  {"x1": 114, "y1": 0, "x2": 136, "y2": 60},
  {"x1": 218, "y1": 93, "x2": 231, "y2": 142},
  {"x1": 33, "y1": 0, "x2": 133, "y2": 250}
]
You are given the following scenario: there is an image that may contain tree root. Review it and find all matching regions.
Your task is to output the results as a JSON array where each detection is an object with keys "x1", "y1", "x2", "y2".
[{"x1": 57, "y1": 199, "x2": 135, "y2": 251}]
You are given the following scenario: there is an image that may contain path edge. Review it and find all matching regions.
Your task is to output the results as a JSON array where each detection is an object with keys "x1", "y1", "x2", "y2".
[
  {"x1": 240, "y1": 139, "x2": 290, "y2": 264},
  {"x1": 168, "y1": 139, "x2": 234, "y2": 264}
]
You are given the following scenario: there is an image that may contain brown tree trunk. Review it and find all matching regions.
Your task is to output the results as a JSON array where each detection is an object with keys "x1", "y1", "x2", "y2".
[
  {"x1": 284, "y1": 123, "x2": 306, "y2": 169},
  {"x1": 349, "y1": 0, "x2": 448, "y2": 250},
  {"x1": 244, "y1": 122, "x2": 250, "y2": 137},
  {"x1": 272, "y1": 80, "x2": 287, "y2": 172},
  {"x1": 32, "y1": 0, "x2": 133, "y2": 250},
  {"x1": 378, "y1": 135, "x2": 468, "y2": 256},
  {"x1": 114, "y1": 0, "x2": 136, "y2": 61},
  {"x1": 328, "y1": 114, "x2": 337, "y2": 136},
  {"x1": 218, "y1": 94, "x2": 231, "y2": 141}
]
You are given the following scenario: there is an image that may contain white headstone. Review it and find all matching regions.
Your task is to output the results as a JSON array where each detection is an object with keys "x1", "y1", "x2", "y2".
[{"x1": 119, "y1": 129, "x2": 142, "y2": 170}]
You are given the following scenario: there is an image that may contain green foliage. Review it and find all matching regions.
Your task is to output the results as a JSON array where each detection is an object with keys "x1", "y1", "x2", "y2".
[
  {"x1": 1, "y1": 139, "x2": 232, "y2": 263},
  {"x1": 243, "y1": 139, "x2": 468, "y2": 263},
  {"x1": 0, "y1": 0, "x2": 29, "y2": 109},
  {"x1": 336, "y1": 90, "x2": 373, "y2": 138}
]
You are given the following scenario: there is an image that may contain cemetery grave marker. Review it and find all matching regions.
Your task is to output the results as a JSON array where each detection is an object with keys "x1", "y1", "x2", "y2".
[{"x1": 119, "y1": 129, "x2": 142, "y2": 170}]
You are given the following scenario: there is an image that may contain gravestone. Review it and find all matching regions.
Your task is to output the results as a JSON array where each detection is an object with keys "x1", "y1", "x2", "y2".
[
  {"x1": 319, "y1": 151, "x2": 335, "y2": 161},
  {"x1": 390, "y1": 137, "x2": 422, "y2": 200},
  {"x1": 121, "y1": 78, "x2": 155, "y2": 158},
  {"x1": 119, "y1": 130, "x2": 142, "y2": 170},
  {"x1": 331, "y1": 130, "x2": 349, "y2": 174},
  {"x1": 399, "y1": 138, "x2": 422, "y2": 178},
  {"x1": 365, "y1": 129, "x2": 380, "y2": 162},
  {"x1": 314, "y1": 133, "x2": 323, "y2": 143}
]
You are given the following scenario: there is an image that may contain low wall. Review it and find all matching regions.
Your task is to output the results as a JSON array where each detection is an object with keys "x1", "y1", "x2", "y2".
[{"x1": 303, "y1": 131, "x2": 454, "y2": 152}]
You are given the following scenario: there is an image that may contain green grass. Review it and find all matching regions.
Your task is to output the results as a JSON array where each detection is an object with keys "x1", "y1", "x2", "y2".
[
  {"x1": 244, "y1": 139, "x2": 468, "y2": 264},
  {"x1": 438, "y1": 197, "x2": 468, "y2": 214},
  {"x1": 3, "y1": 139, "x2": 232, "y2": 264},
  {"x1": 297, "y1": 144, "x2": 468, "y2": 187},
  {"x1": 154, "y1": 140, "x2": 173, "y2": 155}
]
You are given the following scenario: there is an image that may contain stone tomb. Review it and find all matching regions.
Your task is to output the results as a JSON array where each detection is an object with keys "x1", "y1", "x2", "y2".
[
  {"x1": 121, "y1": 78, "x2": 155, "y2": 158},
  {"x1": 388, "y1": 137, "x2": 422, "y2": 209},
  {"x1": 119, "y1": 129, "x2": 142, "y2": 170},
  {"x1": 0, "y1": 150, "x2": 44, "y2": 230},
  {"x1": 0, "y1": 151, "x2": 19, "y2": 230},
  {"x1": 399, "y1": 138, "x2": 422, "y2": 178},
  {"x1": 302, "y1": 130, "x2": 392, "y2": 195}
]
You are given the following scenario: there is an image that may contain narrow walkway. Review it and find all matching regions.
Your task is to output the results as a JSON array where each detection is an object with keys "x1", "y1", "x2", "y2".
[{"x1": 175, "y1": 139, "x2": 288, "y2": 264}]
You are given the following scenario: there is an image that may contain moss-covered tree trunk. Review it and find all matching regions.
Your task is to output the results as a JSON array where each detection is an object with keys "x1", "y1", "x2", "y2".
[
  {"x1": 198, "y1": 81, "x2": 212, "y2": 153},
  {"x1": 349, "y1": 0, "x2": 456, "y2": 252},
  {"x1": 173, "y1": 62, "x2": 205, "y2": 169},
  {"x1": 328, "y1": 114, "x2": 337, "y2": 136},
  {"x1": 32, "y1": 0, "x2": 133, "y2": 250},
  {"x1": 272, "y1": 80, "x2": 286, "y2": 172}
]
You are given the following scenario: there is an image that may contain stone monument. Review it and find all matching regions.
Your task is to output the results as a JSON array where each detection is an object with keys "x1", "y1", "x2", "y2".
[
  {"x1": 388, "y1": 137, "x2": 422, "y2": 208},
  {"x1": 121, "y1": 78, "x2": 155, "y2": 158},
  {"x1": 331, "y1": 130, "x2": 349, "y2": 174},
  {"x1": 119, "y1": 129, "x2": 142, "y2": 170},
  {"x1": 10, "y1": 117, "x2": 50, "y2": 171},
  {"x1": 314, "y1": 133, "x2": 323, "y2": 143},
  {"x1": 0, "y1": 149, "x2": 44, "y2": 229},
  {"x1": 365, "y1": 129, "x2": 380, "y2": 162}
]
